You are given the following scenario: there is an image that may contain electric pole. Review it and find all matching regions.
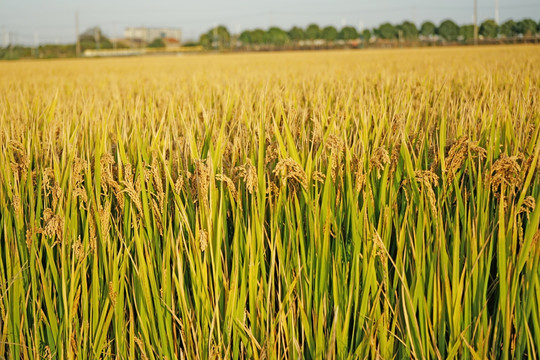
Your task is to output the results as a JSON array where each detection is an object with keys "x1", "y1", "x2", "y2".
[
  {"x1": 473, "y1": 0, "x2": 478, "y2": 45},
  {"x1": 495, "y1": 0, "x2": 499, "y2": 24},
  {"x1": 94, "y1": 27, "x2": 101, "y2": 50},
  {"x1": 213, "y1": 23, "x2": 218, "y2": 50},
  {"x1": 75, "y1": 11, "x2": 81, "y2": 56},
  {"x1": 8, "y1": 32, "x2": 12, "y2": 58},
  {"x1": 235, "y1": 24, "x2": 240, "y2": 50},
  {"x1": 34, "y1": 32, "x2": 39, "y2": 57}
]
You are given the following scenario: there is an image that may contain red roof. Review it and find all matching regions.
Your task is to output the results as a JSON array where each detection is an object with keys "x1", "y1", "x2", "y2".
[{"x1": 163, "y1": 37, "x2": 180, "y2": 44}]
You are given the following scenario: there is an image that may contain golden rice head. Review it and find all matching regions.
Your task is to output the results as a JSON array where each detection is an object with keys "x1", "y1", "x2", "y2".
[{"x1": 273, "y1": 157, "x2": 308, "y2": 191}]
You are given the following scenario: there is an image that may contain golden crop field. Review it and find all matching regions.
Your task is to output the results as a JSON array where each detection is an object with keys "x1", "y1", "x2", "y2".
[{"x1": 1, "y1": 45, "x2": 539, "y2": 359}]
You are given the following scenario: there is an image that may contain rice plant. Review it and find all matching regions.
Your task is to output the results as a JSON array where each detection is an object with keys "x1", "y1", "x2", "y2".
[{"x1": 1, "y1": 45, "x2": 539, "y2": 359}]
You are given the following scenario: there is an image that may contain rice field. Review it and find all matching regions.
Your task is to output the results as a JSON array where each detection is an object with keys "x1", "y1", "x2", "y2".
[{"x1": 1, "y1": 45, "x2": 539, "y2": 359}]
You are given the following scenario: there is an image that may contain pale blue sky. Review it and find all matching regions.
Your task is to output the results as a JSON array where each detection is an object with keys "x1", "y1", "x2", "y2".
[{"x1": 1, "y1": 0, "x2": 539, "y2": 45}]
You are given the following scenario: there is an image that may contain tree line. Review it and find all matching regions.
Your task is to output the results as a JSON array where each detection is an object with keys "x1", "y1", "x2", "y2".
[
  {"x1": 2, "y1": 17, "x2": 539, "y2": 60},
  {"x1": 200, "y1": 18, "x2": 540, "y2": 50}
]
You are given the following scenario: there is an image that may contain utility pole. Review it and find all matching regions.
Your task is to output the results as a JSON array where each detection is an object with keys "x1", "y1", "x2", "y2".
[
  {"x1": 495, "y1": 0, "x2": 499, "y2": 24},
  {"x1": 235, "y1": 24, "x2": 240, "y2": 50},
  {"x1": 34, "y1": 32, "x2": 39, "y2": 57},
  {"x1": 473, "y1": 0, "x2": 478, "y2": 45},
  {"x1": 8, "y1": 32, "x2": 12, "y2": 58},
  {"x1": 213, "y1": 23, "x2": 218, "y2": 50},
  {"x1": 113, "y1": 23, "x2": 118, "y2": 50},
  {"x1": 94, "y1": 27, "x2": 101, "y2": 50},
  {"x1": 75, "y1": 11, "x2": 81, "y2": 56}
]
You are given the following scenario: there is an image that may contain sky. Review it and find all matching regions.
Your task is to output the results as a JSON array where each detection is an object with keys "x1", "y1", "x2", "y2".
[{"x1": 0, "y1": 0, "x2": 539, "y2": 45}]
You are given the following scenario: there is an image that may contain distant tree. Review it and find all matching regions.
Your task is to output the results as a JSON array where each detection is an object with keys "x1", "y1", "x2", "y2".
[
  {"x1": 250, "y1": 29, "x2": 266, "y2": 45},
  {"x1": 361, "y1": 29, "x2": 372, "y2": 42},
  {"x1": 115, "y1": 41, "x2": 130, "y2": 49},
  {"x1": 321, "y1": 26, "x2": 338, "y2": 43},
  {"x1": 398, "y1": 21, "x2": 418, "y2": 39},
  {"x1": 79, "y1": 27, "x2": 112, "y2": 50},
  {"x1": 338, "y1": 26, "x2": 358, "y2": 41},
  {"x1": 305, "y1": 24, "x2": 321, "y2": 40},
  {"x1": 266, "y1": 27, "x2": 289, "y2": 46},
  {"x1": 420, "y1": 21, "x2": 436, "y2": 37},
  {"x1": 459, "y1": 24, "x2": 475, "y2": 42},
  {"x1": 288, "y1": 26, "x2": 305, "y2": 42},
  {"x1": 182, "y1": 41, "x2": 199, "y2": 47},
  {"x1": 515, "y1": 18, "x2": 537, "y2": 36},
  {"x1": 499, "y1": 20, "x2": 516, "y2": 37},
  {"x1": 199, "y1": 33, "x2": 211, "y2": 49},
  {"x1": 206, "y1": 25, "x2": 231, "y2": 49},
  {"x1": 0, "y1": 45, "x2": 33, "y2": 60},
  {"x1": 437, "y1": 20, "x2": 459, "y2": 41},
  {"x1": 239, "y1": 30, "x2": 252, "y2": 45},
  {"x1": 148, "y1": 38, "x2": 165, "y2": 48},
  {"x1": 480, "y1": 19, "x2": 498, "y2": 38},
  {"x1": 377, "y1": 23, "x2": 398, "y2": 39}
]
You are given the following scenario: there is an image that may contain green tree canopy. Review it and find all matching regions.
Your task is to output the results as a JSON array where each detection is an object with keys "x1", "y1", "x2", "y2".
[
  {"x1": 362, "y1": 29, "x2": 372, "y2": 42},
  {"x1": 460, "y1": 25, "x2": 475, "y2": 42},
  {"x1": 399, "y1": 21, "x2": 418, "y2": 39},
  {"x1": 288, "y1": 26, "x2": 305, "y2": 42},
  {"x1": 321, "y1": 26, "x2": 338, "y2": 42},
  {"x1": 266, "y1": 27, "x2": 289, "y2": 46},
  {"x1": 79, "y1": 27, "x2": 112, "y2": 50},
  {"x1": 377, "y1": 23, "x2": 398, "y2": 39},
  {"x1": 420, "y1": 21, "x2": 436, "y2": 37},
  {"x1": 199, "y1": 33, "x2": 210, "y2": 48},
  {"x1": 250, "y1": 29, "x2": 266, "y2": 44},
  {"x1": 305, "y1": 24, "x2": 321, "y2": 40},
  {"x1": 480, "y1": 19, "x2": 498, "y2": 38},
  {"x1": 338, "y1": 26, "x2": 358, "y2": 41},
  {"x1": 437, "y1": 20, "x2": 459, "y2": 41},
  {"x1": 499, "y1": 20, "x2": 516, "y2": 37},
  {"x1": 148, "y1": 38, "x2": 165, "y2": 48},
  {"x1": 206, "y1": 25, "x2": 231, "y2": 49},
  {"x1": 239, "y1": 30, "x2": 252, "y2": 45},
  {"x1": 516, "y1": 18, "x2": 537, "y2": 35}
]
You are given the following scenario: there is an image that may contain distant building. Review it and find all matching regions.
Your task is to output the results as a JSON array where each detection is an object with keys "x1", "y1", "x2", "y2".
[
  {"x1": 162, "y1": 37, "x2": 181, "y2": 47},
  {"x1": 124, "y1": 27, "x2": 182, "y2": 44}
]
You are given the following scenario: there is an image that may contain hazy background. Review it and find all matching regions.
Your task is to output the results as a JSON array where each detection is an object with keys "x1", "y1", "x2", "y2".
[{"x1": 1, "y1": 0, "x2": 539, "y2": 45}]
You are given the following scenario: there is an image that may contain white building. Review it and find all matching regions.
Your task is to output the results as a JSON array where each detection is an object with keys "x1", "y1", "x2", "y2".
[{"x1": 124, "y1": 27, "x2": 182, "y2": 43}]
